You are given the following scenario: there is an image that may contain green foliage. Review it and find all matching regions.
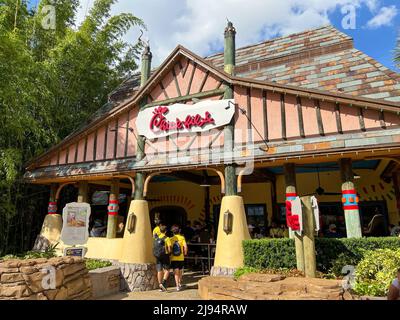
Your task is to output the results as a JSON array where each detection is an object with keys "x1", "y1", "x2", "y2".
[
  {"x1": 0, "y1": 243, "x2": 58, "y2": 260},
  {"x1": 243, "y1": 237, "x2": 400, "y2": 276},
  {"x1": 85, "y1": 258, "x2": 112, "y2": 271},
  {"x1": 234, "y1": 266, "x2": 260, "y2": 279},
  {"x1": 354, "y1": 249, "x2": 400, "y2": 297},
  {"x1": 0, "y1": 0, "x2": 144, "y2": 256}
]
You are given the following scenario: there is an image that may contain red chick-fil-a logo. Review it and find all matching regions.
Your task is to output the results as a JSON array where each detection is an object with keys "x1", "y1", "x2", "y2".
[{"x1": 150, "y1": 106, "x2": 215, "y2": 132}]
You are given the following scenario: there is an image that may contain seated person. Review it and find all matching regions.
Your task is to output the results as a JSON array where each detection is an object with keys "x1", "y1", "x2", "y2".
[
  {"x1": 280, "y1": 223, "x2": 289, "y2": 238},
  {"x1": 324, "y1": 224, "x2": 341, "y2": 238},
  {"x1": 90, "y1": 219, "x2": 106, "y2": 237},
  {"x1": 269, "y1": 222, "x2": 281, "y2": 238}
]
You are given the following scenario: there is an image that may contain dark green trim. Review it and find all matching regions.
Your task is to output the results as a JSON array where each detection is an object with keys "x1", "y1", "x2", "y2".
[
  {"x1": 172, "y1": 66, "x2": 182, "y2": 97},
  {"x1": 186, "y1": 62, "x2": 197, "y2": 95},
  {"x1": 141, "y1": 88, "x2": 225, "y2": 109}
]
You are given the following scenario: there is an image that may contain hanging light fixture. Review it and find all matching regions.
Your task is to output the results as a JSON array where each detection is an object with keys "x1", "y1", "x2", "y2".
[
  {"x1": 223, "y1": 210, "x2": 233, "y2": 234},
  {"x1": 199, "y1": 170, "x2": 211, "y2": 187}
]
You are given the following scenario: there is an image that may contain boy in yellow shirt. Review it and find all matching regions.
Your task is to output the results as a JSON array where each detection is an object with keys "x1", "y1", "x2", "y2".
[
  {"x1": 153, "y1": 221, "x2": 170, "y2": 291},
  {"x1": 167, "y1": 224, "x2": 188, "y2": 291}
]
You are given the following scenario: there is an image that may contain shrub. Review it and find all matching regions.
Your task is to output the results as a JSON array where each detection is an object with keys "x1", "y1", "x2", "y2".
[
  {"x1": 354, "y1": 248, "x2": 400, "y2": 297},
  {"x1": 233, "y1": 266, "x2": 260, "y2": 279},
  {"x1": 85, "y1": 259, "x2": 112, "y2": 271},
  {"x1": 243, "y1": 237, "x2": 400, "y2": 275},
  {"x1": 0, "y1": 243, "x2": 59, "y2": 260}
]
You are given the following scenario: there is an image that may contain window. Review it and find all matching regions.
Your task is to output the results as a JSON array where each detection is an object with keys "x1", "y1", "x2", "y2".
[{"x1": 245, "y1": 204, "x2": 267, "y2": 228}]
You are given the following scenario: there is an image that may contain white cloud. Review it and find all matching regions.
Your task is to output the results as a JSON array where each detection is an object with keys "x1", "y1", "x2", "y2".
[
  {"x1": 74, "y1": 0, "x2": 391, "y2": 66},
  {"x1": 366, "y1": 5, "x2": 398, "y2": 28}
]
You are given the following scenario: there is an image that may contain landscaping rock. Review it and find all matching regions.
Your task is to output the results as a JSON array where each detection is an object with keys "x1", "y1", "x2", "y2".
[
  {"x1": 198, "y1": 273, "x2": 356, "y2": 300},
  {"x1": 0, "y1": 257, "x2": 92, "y2": 300}
]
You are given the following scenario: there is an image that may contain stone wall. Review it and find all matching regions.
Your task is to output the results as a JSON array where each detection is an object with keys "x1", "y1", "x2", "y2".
[
  {"x1": 0, "y1": 257, "x2": 92, "y2": 300},
  {"x1": 89, "y1": 266, "x2": 121, "y2": 298},
  {"x1": 113, "y1": 262, "x2": 158, "y2": 292}
]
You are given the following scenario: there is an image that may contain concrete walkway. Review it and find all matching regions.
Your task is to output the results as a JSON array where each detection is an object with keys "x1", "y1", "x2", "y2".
[{"x1": 99, "y1": 271, "x2": 205, "y2": 300}]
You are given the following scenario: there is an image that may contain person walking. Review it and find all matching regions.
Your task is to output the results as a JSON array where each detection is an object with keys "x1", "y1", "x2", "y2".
[
  {"x1": 152, "y1": 221, "x2": 170, "y2": 292},
  {"x1": 168, "y1": 224, "x2": 188, "y2": 291}
]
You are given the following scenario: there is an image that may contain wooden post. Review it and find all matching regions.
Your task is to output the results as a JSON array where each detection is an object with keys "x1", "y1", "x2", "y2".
[
  {"x1": 223, "y1": 21, "x2": 237, "y2": 196},
  {"x1": 107, "y1": 178, "x2": 120, "y2": 238},
  {"x1": 284, "y1": 163, "x2": 304, "y2": 272},
  {"x1": 339, "y1": 158, "x2": 362, "y2": 238},
  {"x1": 301, "y1": 196, "x2": 317, "y2": 278},
  {"x1": 48, "y1": 183, "x2": 58, "y2": 214},
  {"x1": 133, "y1": 45, "x2": 152, "y2": 200},
  {"x1": 77, "y1": 181, "x2": 89, "y2": 203}
]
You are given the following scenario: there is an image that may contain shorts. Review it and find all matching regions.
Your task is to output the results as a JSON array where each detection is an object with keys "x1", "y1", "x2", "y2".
[
  {"x1": 156, "y1": 255, "x2": 170, "y2": 272},
  {"x1": 171, "y1": 260, "x2": 184, "y2": 270}
]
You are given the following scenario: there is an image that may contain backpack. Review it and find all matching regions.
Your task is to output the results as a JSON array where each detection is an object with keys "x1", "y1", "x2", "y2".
[
  {"x1": 172, "y1": 240, "x2": 181, "y2": 256},
  {"x1": 153, "y1": 234, "x2": 167, "y2": 258}
]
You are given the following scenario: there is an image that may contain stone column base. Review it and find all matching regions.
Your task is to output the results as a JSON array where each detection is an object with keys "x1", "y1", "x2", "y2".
[
  {"x1": 210, "y1": 266, "x2": 236, "y2": 277},
  {"x1": 113, "y1": 262, "x2": 158, "y2": 292}
]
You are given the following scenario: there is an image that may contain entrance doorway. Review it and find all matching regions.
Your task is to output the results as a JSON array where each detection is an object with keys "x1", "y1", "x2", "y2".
[{"x1": 150, "y1": 206, "x2": 187, "y2": 232}]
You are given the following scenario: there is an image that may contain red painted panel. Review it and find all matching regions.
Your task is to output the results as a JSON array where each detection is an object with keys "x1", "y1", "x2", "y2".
[
  {"x1": 76, "y1": 138, "x2": 85, "y2": 162},
  {"x1": 96, "y1": 126, "x2": 106, "y2": 160},
  {"x1": 127, "y1": 109, "x2": 137, "y2": 157},
  {"x1": 116, "y1": 113, "x2": 128, "y2": 158},
  {"x1": 50, "y1": 154, "x2": 58, "y2": 165},
  {"x1": 363, "y1": 109, "x2": 380, "y2": 129},
  {"x1": 86, "y1": 133, "x2": 95, "y2": 161},
  {"x1": 383, "y1": 111, "x2": 400, "y2": 127},
  {"x1": 267, "y1": 92, "x2": 283, "y2": 140},
  {"x1": 161, "y1": 70, "x2": 179, "y2": 99},
  {"x1": 301, "y1": 98, "x2": 319, "y2": 137},
  {"x1": 67, "y1": 144, "x2": 76, "y2": 163},
  {"x1": 284, "y1": 94, "x2": 300, "y2": 139},
  {"x1": 319, "y1": 101, "x2": 337, "y2": 135},
  {"x1": 340, "y1": 104, "x2": 360, "y2": 132},
  {"x1": 202, "y1": 72, "x2": 221, "y2": 92},
  {"x1": 234, "y1": 86, "x2": 248, "y2": 144},
  {"x1": 177, "y1": 58, "x2": 192, "y2": 95},
  {"x1": 59, "y1": 149, "x2": 67, "y2": 165},
  {"x1": 251, "y1": 88, "x2": 266, "y2": 142},
  {"x1": 106, "y1": 120, "x2": 116, "y2": 159},
  {"x1": 189, "y1": 66, "x2": 207, "y2": 95},
  {"x1": 150, "y1": 83, "x2": 165, "y2": 102}
]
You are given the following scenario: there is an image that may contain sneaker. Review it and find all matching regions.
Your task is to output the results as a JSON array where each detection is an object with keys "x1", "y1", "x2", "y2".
[
  {"x1": 176, "y1": 285, "x2": 182, "y2": 291},
  {"x1": 159, "y1": 283, "x2": 167, "y2": 292}
]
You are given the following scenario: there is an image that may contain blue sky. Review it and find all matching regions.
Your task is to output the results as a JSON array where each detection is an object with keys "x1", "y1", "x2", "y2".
[{"x1": 28, "y1": 0, "x2": 399, "y2": 71}]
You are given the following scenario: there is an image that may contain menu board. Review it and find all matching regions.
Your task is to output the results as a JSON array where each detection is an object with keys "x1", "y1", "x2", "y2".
[{"x1": 60, "y1": 202, "x2": 91, "y2": 245}]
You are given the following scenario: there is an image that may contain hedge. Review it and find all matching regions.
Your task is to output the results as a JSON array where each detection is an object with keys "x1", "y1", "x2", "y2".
[{"x1": 243, "y1": 237, "x2": 400, "y2": 275}]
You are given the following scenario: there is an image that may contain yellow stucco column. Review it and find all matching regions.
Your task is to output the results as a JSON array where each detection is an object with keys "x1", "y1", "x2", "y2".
[
  {"x1": 213, "y1": 195, "x2": 250, "y2": 272},
  {"x1": 120, "y1": 199, "x2": 155, "y2": 264},
  {"x1": 36, "y1": 183, "x2": 62, "y2": 250}
]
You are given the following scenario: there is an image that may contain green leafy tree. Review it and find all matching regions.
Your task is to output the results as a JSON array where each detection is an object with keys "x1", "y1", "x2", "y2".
[{"x1": 0, "y1": 0, "x2": 144, "y2": 255}]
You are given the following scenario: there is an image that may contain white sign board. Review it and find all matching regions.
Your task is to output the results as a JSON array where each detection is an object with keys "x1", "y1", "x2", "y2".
[
  {"x1": 136, "y1": 99, "x2": 235, "y2": 139},
  {"x1": 60, "y1": 202, "x2": 91, "y2": 246}
]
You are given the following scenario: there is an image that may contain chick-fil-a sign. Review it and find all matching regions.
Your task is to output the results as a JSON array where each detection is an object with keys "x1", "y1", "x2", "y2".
[{"x1": 136, "y1": 99, "x2": 234, "y2": 139}]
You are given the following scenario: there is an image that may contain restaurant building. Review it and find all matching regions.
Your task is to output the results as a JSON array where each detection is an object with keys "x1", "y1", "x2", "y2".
[{"x1": 25, "y1": 22, "x2": 400, "y2": 285}]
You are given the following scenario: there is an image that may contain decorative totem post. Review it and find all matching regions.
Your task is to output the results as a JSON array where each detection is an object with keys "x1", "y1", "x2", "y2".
[
  {"x1": 339, "y1": 158, "x2": 362, "y2": 238},
  {"x1": 120, "y1": 43, "x2": 155, "y2": 265},
  {"x1": 213, "y1": 21, "x2": 251, "y2": 276},
  {"x1": 284, "y1": 163, "x2": 305, "y2": 272},
  {"x1": 106, "y1": 178, "x2": 119, "y2": 239}
]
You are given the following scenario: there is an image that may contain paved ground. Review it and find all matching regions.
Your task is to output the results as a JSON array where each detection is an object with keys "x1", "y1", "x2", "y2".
[{"x1": 99, "y1": 271, "x2": 205, "y2": 300}]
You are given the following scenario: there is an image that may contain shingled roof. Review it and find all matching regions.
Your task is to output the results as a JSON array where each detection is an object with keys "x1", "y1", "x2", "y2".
[
  {"x1": 109, "y1": 25, "x2": 399, "y2": 105},
  {"x1": 205, "y1": 25, "x2": 400, "y2": 102}
]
